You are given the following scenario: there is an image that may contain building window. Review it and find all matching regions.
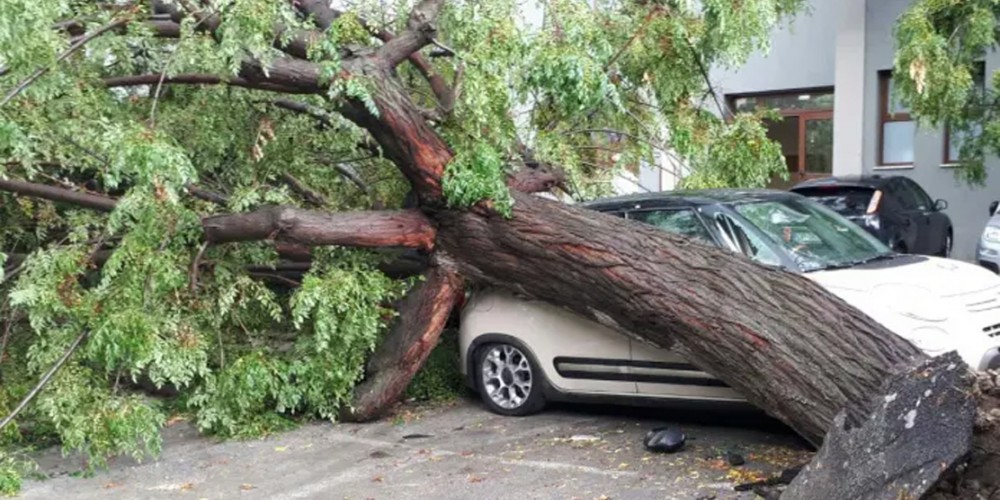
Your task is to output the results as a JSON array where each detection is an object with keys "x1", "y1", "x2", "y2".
[
  {"x1": 728, "y1": 88, "x2": 834, "y2": 185},
  {"x1": 878, "y1": 71, "x2": 915, "y2": 166},
  {"x1": 944, "y1": 62, "x2": 986, "y2": 164}
]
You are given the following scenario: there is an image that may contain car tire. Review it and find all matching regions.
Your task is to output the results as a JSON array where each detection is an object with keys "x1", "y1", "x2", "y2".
[
  {"x1": 474, "y1": 342, "x2": 546, "y2": 416},
  {"x1": 941, "y1": 231, "x2": 953, "y2": 258}
]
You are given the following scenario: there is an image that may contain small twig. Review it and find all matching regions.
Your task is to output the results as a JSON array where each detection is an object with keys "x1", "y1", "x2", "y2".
[
  {"x1": 604, "y1": 7, "x2": 663, "y2": 71},
  {"x1": 0, "y1": 329, "x2": 89, "y2": 434},
  {"x1": 189, "y1": 242, "x2": 209, "y2": 293},
  {"x1": 1, "y1": 18, "x2": 129, "y2": 107},
  {"x1": 280, "y1": 173, "x2": 329, "y2": 207},
  {"x1": 429, "y1": 38, "x2": 456, "y2": 58}
]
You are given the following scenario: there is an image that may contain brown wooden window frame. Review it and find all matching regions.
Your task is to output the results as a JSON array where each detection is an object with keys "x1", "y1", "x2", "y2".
[
  {"x1": 878, "y1": 70, "x2": 915, "y2": 167},
  {"x1": 943, "y1": 61, "x2": 986, "y2": 164},
  {"x1": 725, "y1": 87, "x2": 835, "y2": 181}
]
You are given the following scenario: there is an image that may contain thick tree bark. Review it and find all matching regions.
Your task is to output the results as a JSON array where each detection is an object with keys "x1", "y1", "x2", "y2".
[
  {"x1": 434, "y1": 191, "x2": 926, "y2": 444},
  {"x1": 343, "y1": 265, "x2": 462, "y2": 422},
  {"x1": 202, "y1": 207, "x2": 436, "y2": 250}
]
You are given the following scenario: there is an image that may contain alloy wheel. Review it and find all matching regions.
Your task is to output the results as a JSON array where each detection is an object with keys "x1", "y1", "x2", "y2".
[{"x1": 480, "y1": 344, "x2": 533, "y2": 410}]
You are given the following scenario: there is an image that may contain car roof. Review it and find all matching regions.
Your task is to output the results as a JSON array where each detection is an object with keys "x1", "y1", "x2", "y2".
[
  {"x1": 581, "y1": 188, "x2": 802, "y2": 212},
  {"x1": 790, "y1": 175, "x2": 894, "y2": 190}
]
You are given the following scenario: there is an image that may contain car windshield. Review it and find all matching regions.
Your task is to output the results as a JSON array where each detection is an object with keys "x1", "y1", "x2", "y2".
[{"x1": 731, "y1": 197, "x2": 893, "y2": 272}]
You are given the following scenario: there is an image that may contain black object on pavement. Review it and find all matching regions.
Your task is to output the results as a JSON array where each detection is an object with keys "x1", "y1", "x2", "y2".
[{"x1": 643, "y1": 427, "x2": 686, "y2": 453}]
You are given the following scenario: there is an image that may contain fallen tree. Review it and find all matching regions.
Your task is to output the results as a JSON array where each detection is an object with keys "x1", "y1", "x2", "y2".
[{"x1": 0, "y1": 0, "x2": 993, "y2": 496}]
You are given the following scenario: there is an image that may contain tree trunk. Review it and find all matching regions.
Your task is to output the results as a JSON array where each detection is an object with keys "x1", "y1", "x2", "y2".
[
  {"x1": 343, "y1": 265, "x2": 462, "y2": 421},
  {"x1": 434, "y1": 191, "x2": 927, "y2": 445}
]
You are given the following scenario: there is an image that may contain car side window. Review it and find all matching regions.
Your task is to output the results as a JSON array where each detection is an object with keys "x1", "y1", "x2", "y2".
[
  {"x1": 903, "y1": 179, "x2": 934, "y2": 211},
  {"x1": 889, "y1": 180, "x2": 917, "y2": 210},
  {"x1": 713, "y1": 213, "x2": 782, "y2": 267},
  {"x1": 629, "y1": 209, "x2": 714, "y2": 244},
  {"x1": 893, "y1": 179, "x2": 928, "y2": 211}
]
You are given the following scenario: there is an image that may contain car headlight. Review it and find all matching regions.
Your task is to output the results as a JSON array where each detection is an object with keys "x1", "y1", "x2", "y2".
[
  {"x1": 872, "y1": 284, "x2": 950, "y2": 322},
  {"x1": 984, "y1": 226, "x2": 1000, "y2": 243},
  {"x1": 908, "y1": 326, "x2": 952, "y2": 354}
]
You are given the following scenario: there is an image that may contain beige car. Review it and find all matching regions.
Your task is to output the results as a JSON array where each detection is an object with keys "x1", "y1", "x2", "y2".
[{"x1": 459, "y1": 189, "x2": 1000, "y2": 416}]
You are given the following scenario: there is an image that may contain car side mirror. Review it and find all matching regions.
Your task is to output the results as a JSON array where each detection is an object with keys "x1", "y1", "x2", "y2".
[
  {"x1": 934, "y1": 199, "x2": 948, "y2": 211},
  {"x1": 991, "y1": 200, "x2": 999, "y2": 216}
]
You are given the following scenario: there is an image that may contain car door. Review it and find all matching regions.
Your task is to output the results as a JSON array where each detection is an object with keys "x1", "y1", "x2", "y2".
[
  {"x1": 888, "y1": 178, "x2": 927, "y2": 253},
  {"x1": 903, "y1": 178, "x2": 949, "y2": 253},
  {"x1": 624, "y1": 207, "x2": 744, "y2": 401}
]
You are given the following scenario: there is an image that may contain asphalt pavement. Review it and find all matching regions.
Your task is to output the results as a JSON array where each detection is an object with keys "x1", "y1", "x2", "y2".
[{"x1": 20, "y1": 398, "x2": 812, "y2": 499}]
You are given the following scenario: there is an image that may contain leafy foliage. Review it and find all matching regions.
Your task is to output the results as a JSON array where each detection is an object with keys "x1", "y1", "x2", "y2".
[
  {"x1": 0, "y1": 0, "x2": 805, "y2": 492},
  {"x1": 894, "y1": 0, "x2": 1000, "y2": 183},
  {"x1": 405, "y1": 329, "x2": 464, "y2": 402}
]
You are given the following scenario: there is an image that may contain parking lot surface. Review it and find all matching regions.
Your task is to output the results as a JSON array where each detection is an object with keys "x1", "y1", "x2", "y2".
[{"x1": 21, "y1": 398, "x2": 812, "y2": 499}]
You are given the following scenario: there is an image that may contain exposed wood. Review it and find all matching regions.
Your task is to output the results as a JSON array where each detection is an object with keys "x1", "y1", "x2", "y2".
[
  {"x1": 434, "y1": 191, "x2": 926, "y2": 445},
  {"x1": 343, "y1": 265, "x2": 462, "y2": 422},
  {"x1": 202, "y1": 207, "x2": 436, "y2": 251}
]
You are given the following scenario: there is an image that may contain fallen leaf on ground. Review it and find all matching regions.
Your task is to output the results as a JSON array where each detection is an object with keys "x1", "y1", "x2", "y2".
[
  {"x1": 165, "y1": 415, "x2": 188, "y2": 426},
  {"x1": 468, "y1": 475, "x2": 485, "y2": 483},
  {"x1": 103, "y1": 482, "x2": 119, "y2": 489},
  {"x1": 371, "y1": 475, "x2": 384, "y2": 483},
  {"x1": 240, "y1": 484, "x2": 256, "y2": 491},
  {"x1": 180, "y1": 482, "x2": 194, "y2": 492},
  {"x1": 274, "y1": 446, "x2": 287, "y2": 452}
]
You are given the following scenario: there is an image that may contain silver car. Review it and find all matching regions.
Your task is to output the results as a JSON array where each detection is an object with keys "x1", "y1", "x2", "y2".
[{"x1": 977, "y1": 200, "x2": 1000, "y2": 273}]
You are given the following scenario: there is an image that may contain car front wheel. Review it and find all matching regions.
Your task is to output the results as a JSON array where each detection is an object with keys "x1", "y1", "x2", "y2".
[{"x1": 475, "y1": 343, "x2": 546, "y2": 416}]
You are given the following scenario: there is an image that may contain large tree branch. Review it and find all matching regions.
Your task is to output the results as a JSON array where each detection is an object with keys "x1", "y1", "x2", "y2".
[
  {"x1": 0, "y1": 179, "x2": 429, "y2": 251},
  {"x1": 202, "y1": 207, "x2": 436, "y2": 250},
  {"x1": 292, "y1": 0, "x2": 453, "y2": 112},
  {"x1": 376, "y1": 0, "x2": 446, "y2": 69},
  {"x1": 343, "y1": 265, "x2": 462, "y2": 421}
]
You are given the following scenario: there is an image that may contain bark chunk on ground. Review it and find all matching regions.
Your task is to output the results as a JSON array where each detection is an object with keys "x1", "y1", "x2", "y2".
[{"x1": 782, "y1": 351, "x2": 976, "y2": 500}]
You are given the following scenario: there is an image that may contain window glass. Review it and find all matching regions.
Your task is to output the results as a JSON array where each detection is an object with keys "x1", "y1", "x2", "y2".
[
  {"x1": 882, "y1": 121, "x2": 915, "y2": 164},
  {"x1": 731, "y1": 92, "x2": 834, "y2": 113},
  {"x1": 901, "y1": 179, "x2": 932, "y2": 210},
  {"x1": 713, "y1": 214, "x2": 783, "y2": 267},
  {"x1": 804, "y1": 118, "x2": 833, "y2": 173},
  {"x1": 886, "y1": 76, "x2": 910, "y2": 115},
  {"x1": 794, "y1": 187, "x2": 875, "y2": 218},
  {"x1": 630, "y1": 209, "x2": 714, "y2": 244},
  {"x1": 733, "y1": 199, "x2": 891, "y2": 272},
  {"x1": 892, "y1": 180, "x2": 920, "y2": 210}
]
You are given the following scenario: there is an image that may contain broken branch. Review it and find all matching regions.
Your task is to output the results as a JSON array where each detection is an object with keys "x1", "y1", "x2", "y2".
[{"x1": 202, "y1": 207, "x2": 436, "y2": 250}]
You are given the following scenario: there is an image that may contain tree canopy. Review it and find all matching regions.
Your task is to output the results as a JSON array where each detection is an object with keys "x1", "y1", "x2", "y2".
[
  {"x1": 0, "y1": 0, "x2": 806, "y2": 491},
  {"x1": 895, "y1": 0, "x2": 1000, "y2": 183}
]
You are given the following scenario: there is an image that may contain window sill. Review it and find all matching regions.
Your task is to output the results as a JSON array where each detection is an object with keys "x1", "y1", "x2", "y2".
[
  {"x1": 873, "y1": 164, "x2": 914, "y2": 171},
  {"x1": 940, "y1": 162, "x2": 961, "y2": 169}
]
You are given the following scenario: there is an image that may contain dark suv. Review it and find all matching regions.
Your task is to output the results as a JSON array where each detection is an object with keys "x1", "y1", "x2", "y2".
[{"x1": 791, "y1": 176, "x2": 952, "y2": 257}]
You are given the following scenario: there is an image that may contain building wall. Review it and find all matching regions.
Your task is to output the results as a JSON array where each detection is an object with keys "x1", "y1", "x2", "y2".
[
  {"x1": 710, "y1": 0, "x2": 837, "y2": 97},
  {"x1": 862, "y1": 0, "x2": 1000, "y2": 261}
]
